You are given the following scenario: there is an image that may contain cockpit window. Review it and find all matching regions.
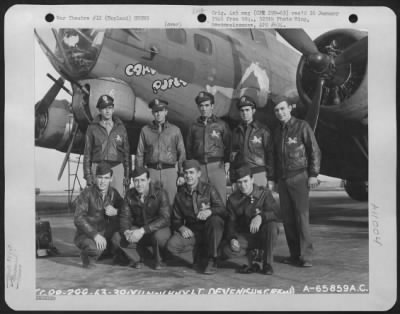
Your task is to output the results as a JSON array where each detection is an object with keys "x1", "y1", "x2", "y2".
[
  {"x1": 194, "y1": 34, "x2": 213, "y2": 55},
  {"x1": 35, "y1": 28, "x2": 105, "y2": 79},
  {"x1": 57, "y1": 29, "x2": 104, "y2": 75},
  {"x1": 166, "y1": 29, "x2": 187, "y2": 44}
]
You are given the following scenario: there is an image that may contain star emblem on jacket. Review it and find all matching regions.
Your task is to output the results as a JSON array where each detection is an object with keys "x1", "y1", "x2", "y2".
[
  {"x1": 200, "y1": 202, "x2": 210, "y2": 210},
  {"x1": 251, "y1": 136, "x2": 262, "y2": 144},
  {"x1": 287, "y1": 137, "x2": 297, "y2": 144},
  {"x1": 116, "y1": 135, "x2": 122, "y2": 142},
  {"x1": 211, "y1": 130, "x2": 220, "y2": 138}
]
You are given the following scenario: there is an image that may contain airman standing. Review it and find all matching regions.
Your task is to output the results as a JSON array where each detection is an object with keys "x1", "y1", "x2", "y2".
[
  {"x1": 186, "y1": 91, "x2": 231, "y2": 204},
  {"x1": 83, "y1": 95, "x2": 130, "y2": 196},
  {"x1": 273, "y1": 97, "x2": 321, "y2": 267},
  {"x1": 135, "y1": 98, "x2": 186, "y2": 204},
  {"x1": 231, "y1": 95, "x2": 275, "y2": 190}
]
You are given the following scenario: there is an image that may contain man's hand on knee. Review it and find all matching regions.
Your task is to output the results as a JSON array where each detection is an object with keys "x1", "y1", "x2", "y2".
[
  {"x1": 179, "y1": 226, "x2": 194, "y2": 239},
  {"x1": 250, "y1": 215, "x2": 262, "y2": 234},
  {"x1": 131, "y1": 228, "x2": 145, "y2": 242},
  {"x1": 197, "y1": 208, "x2": 212, "y2": 221},
  {"x1": 230, "y1": 239, "x2": 241, "y2": 252},
  {"x1": 105, "y1": 205, "x2": 118, "y2": 216},
  {"x1": 94, "y1": 234, "x2": 107, "y2": 251}
]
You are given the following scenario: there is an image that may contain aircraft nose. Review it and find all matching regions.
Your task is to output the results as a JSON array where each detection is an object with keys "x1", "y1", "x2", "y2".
[{"x1": 35, "y1": 28, "x2": 105, "y2": 79}]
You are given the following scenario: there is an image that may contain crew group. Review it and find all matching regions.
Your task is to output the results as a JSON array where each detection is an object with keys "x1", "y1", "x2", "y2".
[{"x1": 75, "y1": 91, "x2": 321, "y2": 275}]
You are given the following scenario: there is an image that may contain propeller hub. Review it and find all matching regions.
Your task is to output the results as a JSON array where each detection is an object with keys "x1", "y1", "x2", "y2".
[
  {"x1": 307, "y1": 53, "x2": 333, "y2": 75},
  {"x1": 37, "y1": 112, "x2": 47, "y2": 129},
  {"x1": 35, "y1": 111, "x2": 48, "y2": 140}
]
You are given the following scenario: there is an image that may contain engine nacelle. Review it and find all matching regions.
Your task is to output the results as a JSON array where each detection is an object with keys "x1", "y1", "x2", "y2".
[
  {"x1": 35, "y1": 99, "x2": 85, "y2": 153},
  {"x1": 72, "y1": 77, "x2": 135, "y2": 129}
]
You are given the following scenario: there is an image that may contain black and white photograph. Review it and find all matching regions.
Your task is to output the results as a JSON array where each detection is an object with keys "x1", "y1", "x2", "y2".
[{"x1": 4, "y1": 5, "x2": 397, "y2": 311}]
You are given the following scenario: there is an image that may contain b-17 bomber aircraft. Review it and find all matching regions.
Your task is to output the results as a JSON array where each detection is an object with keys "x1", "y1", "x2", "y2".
[{"x1": 34, "y1": 27, "x2": 368, "y2": 201}]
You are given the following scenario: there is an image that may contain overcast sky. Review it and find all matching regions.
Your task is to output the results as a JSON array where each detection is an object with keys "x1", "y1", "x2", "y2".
[{"x1": 34, "y1": 28, "x2": 339, "y2": 191}]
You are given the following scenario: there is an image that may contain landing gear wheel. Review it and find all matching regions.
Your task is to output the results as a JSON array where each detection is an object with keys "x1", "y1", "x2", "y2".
[{"x1": 344, "y1": 180, "x2": 368, "y2": 201}]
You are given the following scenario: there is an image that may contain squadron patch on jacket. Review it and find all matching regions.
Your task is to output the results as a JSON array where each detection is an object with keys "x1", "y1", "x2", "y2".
[
  {"x1": 116, "y1": 135, "x2": 122, "y2": 142},
  {"x1": 287, "y1": 137, "x2": 298, "y2": 144},
  {"x1": 251, "y1": 136, "x2": 262, "y2": 144},
  {"x1": 211, "y1": 130, "x2": 220, "y2": 138}
]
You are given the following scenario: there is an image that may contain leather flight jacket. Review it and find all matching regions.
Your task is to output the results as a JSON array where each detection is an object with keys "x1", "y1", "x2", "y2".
[
  {"x1": 171, "y1": 181, "x2": 227, "y2": 231},
  {"x1": 186, "y1": 115, "x2": 231, "y2": 164},
  {"x1": 225, "y1": 184, "x2": 280, "y2": 241},
  {"x1": 120, "y1": 183, "x2": 171, "y2": 234},
  {"x1": 273, "y1": 117, "x2": 321, "y2": 180},
  {"x1": 73, "y1": 185, "x2": 123, "y2": 240},
  {"x1": 231, "y1": 120, "x2": 274, "y2": 180},
  {"x1": 83, "y1": 116, "x2": 130, "y2": 181},
  {"x1": 135, "y1": 121, "x2": 186, "y2": 174}
]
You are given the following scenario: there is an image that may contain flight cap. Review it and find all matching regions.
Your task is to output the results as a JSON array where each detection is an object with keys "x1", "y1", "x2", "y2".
[
  {"x1": 237, "y1": 95, "x2": 257, "y2": 109},
  {"x1": 97, "y1": 95, "x2": 114, "y2": 109},
  {"x1": 195, "y1": 91, "x2": 214, "y2": 105},
  {"x1": 234, "y1": 164, "x2": 252, "y2": 181},
  {"x1": 274, "y1": 95, "x2": 292, "y2": 107},
  {"x1": 96, "y1": 162, "x2": 113, "y2": 176},
  {"x1": 183, "y1": 159, "x2": 201, "y2": 171},
  {"x1": 149, "y1": 98, "x2": 168, "y2": 112},
  {"x1": 130, "y1": 167, "x2": 149, "y2": 179}
]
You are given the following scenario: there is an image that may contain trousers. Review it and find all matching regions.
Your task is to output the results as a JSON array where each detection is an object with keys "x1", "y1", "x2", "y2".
[
  {"x1": 200, "y1": 161, "x2": 227, "y2": 205},
  {"x1": 167, "y1": 216, "x2": 224, "y2": 261},
  {"x1": 222, "y1": 221, "x2": 278, "y2": 265},
  {"x1": 278, "y1": 171, "x2": 313, "y2": 262},
  {"x1": 75, "y1": 231, "x2": 119, "y2": 259},
  {"x1": 148, "y1": 168, "x2": 177, "y2": 205},
  {"x1": 114, "y1": 227, "x2": 171, "y2": 263}
]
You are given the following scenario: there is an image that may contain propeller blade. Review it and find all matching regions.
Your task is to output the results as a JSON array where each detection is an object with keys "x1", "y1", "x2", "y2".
[
  {"x1": 276, "y1": 29, "x2": 319, "y2": 56},
  {"x1": 47, "y1": 73, "x2": 73, "y2": 96},
  {"x1": 335, "y1": 36, "x2": 368, "y2": 66},
  {"x1": 57, "y1": 123, "x2": 79, "y2": 181},
  {"x1": 35, "y1": 77, "x2": 65, "y2": 113},
  {"x1": 306, "y1": 79, "x2": 325, "y2": 131}
]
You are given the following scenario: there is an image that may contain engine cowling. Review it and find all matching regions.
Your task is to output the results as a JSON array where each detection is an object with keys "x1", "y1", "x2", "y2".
[
  {"x1": 296, "y1": 29, "x2": 368, "y2": 122},
  {"x1": 35, "y1": 99, "x2": 85, "y2": 153}
]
